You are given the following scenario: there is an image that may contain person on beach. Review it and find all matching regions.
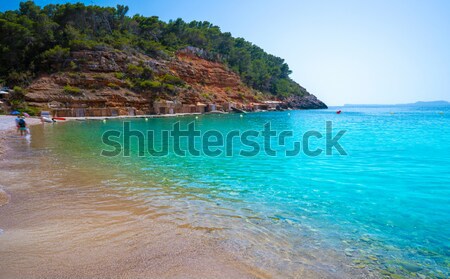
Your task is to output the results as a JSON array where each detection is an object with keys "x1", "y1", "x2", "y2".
[
  {"x1": 15, "y1": 115, "x2": 21, "y2": 133},
  {"x1": 17, "y1": 116, "x2": 27, "y2": 136}
]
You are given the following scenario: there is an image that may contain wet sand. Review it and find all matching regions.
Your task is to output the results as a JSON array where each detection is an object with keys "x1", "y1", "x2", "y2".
[
  {"x1": 0, "y1": 120, "x2": 271, "y2": 279},
  {"x1": 0, "y1": 182, "x2": 267, "y2": 278}
]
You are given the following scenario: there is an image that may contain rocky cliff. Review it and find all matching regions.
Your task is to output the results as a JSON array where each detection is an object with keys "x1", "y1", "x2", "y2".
[
  {"x1": 21, "y1": 48, "x2": 326, "y2": 115},
  {"x1": 283, "y1": 95, "x2": 328, "y2": 109}
]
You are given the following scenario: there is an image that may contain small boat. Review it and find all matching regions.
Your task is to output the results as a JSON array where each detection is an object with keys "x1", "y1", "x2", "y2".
[
  {"x1": 336, "y1": 110, "x2": 342, "y2": 114},
  {"x1": 41, "y1": 117, "x2": 54, "y2": 123},
  {"x1": 231, "y1": 107, "x2": 247, "y2": 113},
  {"x1": 205, "y1": 110, "x2": 227, "y2": 115},
  {"x1": 52, "y1": 117, "x2": 66, "y2": 121}
]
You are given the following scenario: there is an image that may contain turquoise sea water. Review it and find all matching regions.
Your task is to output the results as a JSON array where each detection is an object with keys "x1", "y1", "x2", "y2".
[{"x1": 30, "y1": 105, "x2": 450, "y2": 277}]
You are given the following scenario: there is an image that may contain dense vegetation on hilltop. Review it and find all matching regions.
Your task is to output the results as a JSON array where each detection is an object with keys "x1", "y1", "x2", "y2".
[{"x1": 0, "y1": 1, "x2": 308, "y2": 97}]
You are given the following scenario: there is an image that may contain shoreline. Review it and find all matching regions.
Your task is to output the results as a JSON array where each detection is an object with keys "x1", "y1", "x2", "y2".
[
  {"x1": 61, "y1": 112, "x2": 203, "y2": 121},
  {"x1": 0, "y1": 116, "x2": 41, "y2": 157},
  {"x1": 0, "y1": 115, "x2": 272, "y2": 278},
  {"x1": 0, "y1": 115, "x2": 43, "y2": 207},
  {"x1": 0, "y1": 112, "x2": 203, "y2": 153}
]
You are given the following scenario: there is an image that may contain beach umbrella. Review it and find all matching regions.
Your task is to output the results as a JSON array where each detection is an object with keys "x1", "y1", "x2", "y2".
[{"x1": 10, "y1": 110, "x2": 20, "y2": 115}]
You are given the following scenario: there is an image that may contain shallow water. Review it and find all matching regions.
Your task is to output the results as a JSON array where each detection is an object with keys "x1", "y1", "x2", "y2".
[{"x1": 2, "y1": 105, "x2": 450, "y2": 278}]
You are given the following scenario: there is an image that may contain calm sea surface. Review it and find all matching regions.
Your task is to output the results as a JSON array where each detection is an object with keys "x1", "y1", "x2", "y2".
[{"x1": 27, "y1": 105, "x2": 450, "y2": 278}]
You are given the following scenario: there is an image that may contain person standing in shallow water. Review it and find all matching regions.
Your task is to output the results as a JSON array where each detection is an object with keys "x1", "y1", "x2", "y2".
[
  {"x1": 17, "y1": 116, "x2": 27, "y2": 136},
  {"x1": 14, "y1": 115, "x2": 21, "y2": 133}
]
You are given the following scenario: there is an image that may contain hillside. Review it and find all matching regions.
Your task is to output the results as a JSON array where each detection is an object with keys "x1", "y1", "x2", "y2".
[{"x1": 0, "y1": 2, "x2": 326, "y2": 115}]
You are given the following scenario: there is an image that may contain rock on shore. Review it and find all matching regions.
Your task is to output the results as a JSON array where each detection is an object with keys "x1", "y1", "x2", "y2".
[{"x1": 284, "y1": 95, "x2": 328, "y2": 109}]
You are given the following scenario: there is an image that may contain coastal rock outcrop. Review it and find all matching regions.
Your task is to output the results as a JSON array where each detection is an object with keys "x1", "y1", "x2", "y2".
[
  {"x1": 21, "y1": 49, "x2": 326, "y2": 114},
  {"x1": 170, "y1": 52, "x2": 242, "y2": 88},
  {"x1": 284, "y1": 95, "x2": 328, "y2": 109},
  {"x1": 169, "y1": 51, "x2": 256, "y2": 103}
]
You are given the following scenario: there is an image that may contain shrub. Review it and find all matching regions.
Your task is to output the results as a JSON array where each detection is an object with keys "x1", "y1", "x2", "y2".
[
  {"x1": 69, "y1": 61, "x2": 78, "y2": 71},
  {"x1": 163, "y1": 83, "x2": 175, "y2": 91},
  {"x1": 142, "y1": 67, "x2": 154, "y2": 79},
  {"x1": 114, "y1": 72, "x2": 125, "y2": 79},
  {"x1": 139, "y1": 80, "x2": 161, "y2": 89},
  {"x1": 68, "y1": 39, "x2": 98, "y2": 50},
  {"x1": 10, "y1": 86, "x2": 26, "y2": 101},
  {"x1": 93, "y1": 74, "x2": 105, "y2": 80},
  {"x1": 107, "y1": 82, "x2": 120, "y2": 89},
  {"x1": 124, "y1": 78, "x2": 133, "y2": 88},
  {"x1": 40, "y1": 45, "x2": 70, "y2": 72},
  {"x1": 161, "y1": 74, "x2": 185, "y2": 86},
  {"x1": 126, "y1": 64, "x2": 144, "y2": 77},
  {"x1": 68, "y1": 72, "x2": 80, "y2": 78},
  {"x1": 8, "y1": 100, "x2": 38, "y2": 115},
  {"x1": 41, "y1": 45, "x2": 70, "y2": 63},
  {"x1": 21, "y1": 106, "x2": 40, "y2": 116},
  {"x1": 13, "y1": 86, "x2": 25, "y2": 95},
  {"x1": 201, "y1": 92, "x2": 212, "y2": 100},
  {"x1": 7, "y1": 71, "x2": 33, "y2": 86},
  {"x1": 10, "y1": 99, "x2": 24, "y2": 110},
  {"x1": 63, "y1": 85, "x2": 81, "y2": 95}
]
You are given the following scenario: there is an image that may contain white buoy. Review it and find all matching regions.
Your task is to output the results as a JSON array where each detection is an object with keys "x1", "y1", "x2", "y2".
[
  {"x1": 145, "y1": 118, "x2": 148, "y2": 121},
  {"x1": 287, "y1": 113, "x2": 290, "y2": 116},
  {"x1": 195, "y1": 116, "x2": 199, "y2": 119},
  {"x1": 103, "y1": 119, "x2": 106, "y2": 123},
  {"x1": 240, "y1": 114, "x2": 243, "y2": 118}
]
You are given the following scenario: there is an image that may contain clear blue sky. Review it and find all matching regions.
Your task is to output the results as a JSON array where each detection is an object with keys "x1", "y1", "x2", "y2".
[{"x1": 2, "y1": 0, "x2": 450, "y2": 105}]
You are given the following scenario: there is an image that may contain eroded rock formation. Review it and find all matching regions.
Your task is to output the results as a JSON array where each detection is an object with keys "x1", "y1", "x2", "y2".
[{"x1": 23, "y1": 49, "x2": 326, "y2": 115}]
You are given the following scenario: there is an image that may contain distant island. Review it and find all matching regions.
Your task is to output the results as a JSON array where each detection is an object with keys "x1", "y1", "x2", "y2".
[
  {"x1": 0, "y1": 2, "x2": 326, "y2": 117},
  {"x1": 343, "y1": 101, "x2": 450, "y2": 107}
]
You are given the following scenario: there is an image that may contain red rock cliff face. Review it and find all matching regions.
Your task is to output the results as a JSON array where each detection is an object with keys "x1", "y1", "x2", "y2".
[
  {"x1": 24, "y1": 49, "x2": 261, "y2": 114},
  {"x1": 24, "y1": 71, "x2": 150, "y2": 116},
  {"x1": 169, "y1": 52, "x2": 256, "y2": 103},
  {"x1": 171, "y1": 53, "x2": 241, "y2": 88}
]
